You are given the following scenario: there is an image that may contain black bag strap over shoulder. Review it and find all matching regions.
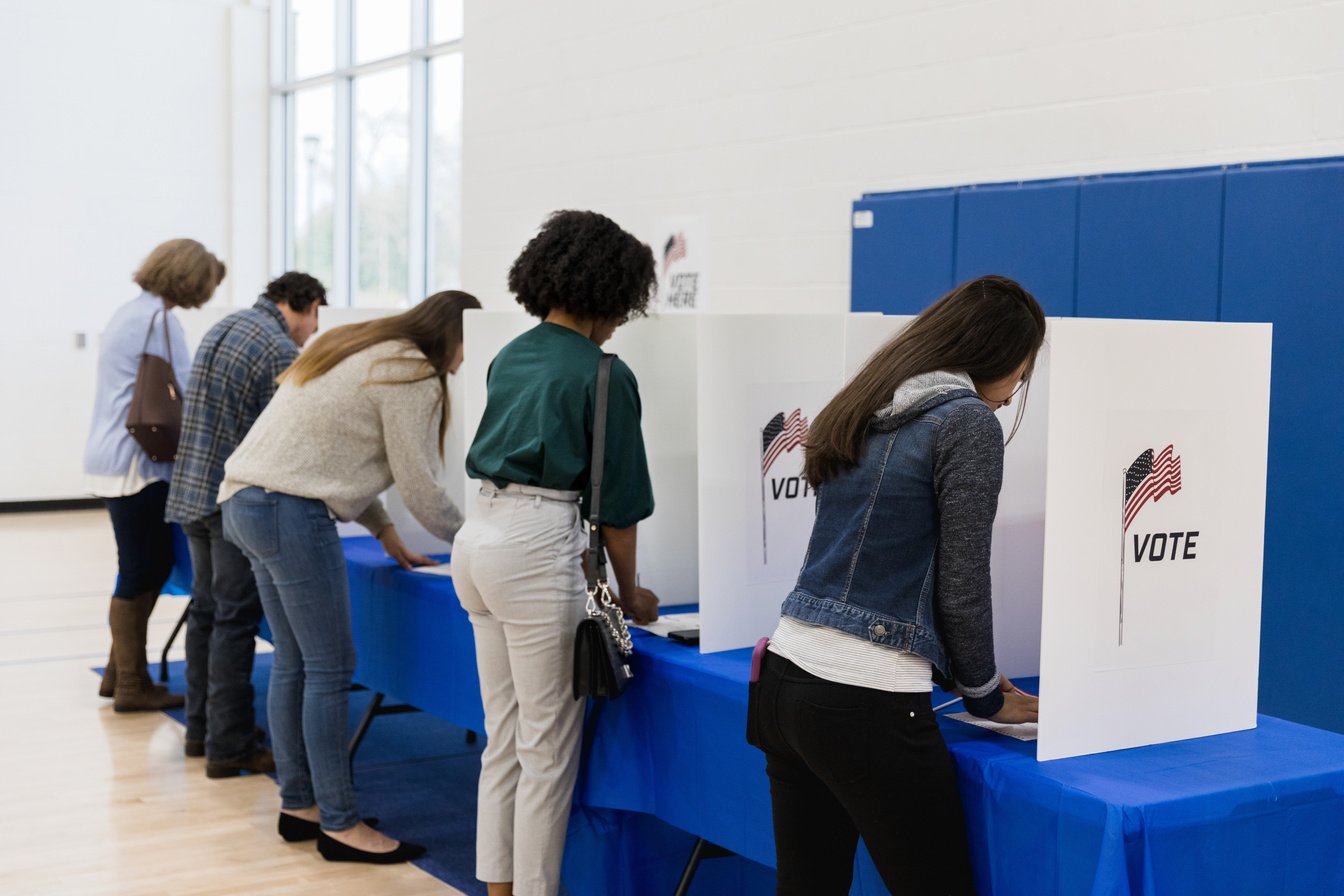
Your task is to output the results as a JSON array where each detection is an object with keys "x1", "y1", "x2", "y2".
[
  {"x1": 571, "y1": 353, "x2": 634, "y2": 701},
  {"x1": 585, "y1": 354, "x2": 614, "y2": 589}
]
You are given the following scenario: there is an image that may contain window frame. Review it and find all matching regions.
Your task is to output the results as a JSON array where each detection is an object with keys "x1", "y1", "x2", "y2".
[{"x1": 270, "y1": 0, "x2": 463, "y2": 308}]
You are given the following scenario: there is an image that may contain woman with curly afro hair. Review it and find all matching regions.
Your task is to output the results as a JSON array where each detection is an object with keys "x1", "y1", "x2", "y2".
[{"x1": 453, "y1": 210, "x2": 661, "y2": 896}]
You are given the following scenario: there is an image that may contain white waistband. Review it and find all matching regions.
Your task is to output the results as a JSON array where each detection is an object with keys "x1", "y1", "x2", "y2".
[{"x1": 478, "y1": 482, "x2": 581, "y2": 503}]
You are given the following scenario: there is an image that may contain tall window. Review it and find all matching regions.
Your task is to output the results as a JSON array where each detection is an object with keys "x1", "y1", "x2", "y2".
[{"x1": 274, "y1": 1, "x2": 463, "y2": 307}]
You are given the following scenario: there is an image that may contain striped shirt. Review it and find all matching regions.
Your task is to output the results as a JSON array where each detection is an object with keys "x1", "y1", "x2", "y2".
[
  {"x1": 165, "y1": 300, "x2": 297, "y2": 525},
  {"x1": 769, "y1": 617, "x2": 933, "y2": 692}
]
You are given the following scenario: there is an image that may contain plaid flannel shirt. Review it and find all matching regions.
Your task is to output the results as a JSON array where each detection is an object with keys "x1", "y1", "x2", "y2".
[{"x1": 165, "y1": 300, "x2": 298, "y2": 525}]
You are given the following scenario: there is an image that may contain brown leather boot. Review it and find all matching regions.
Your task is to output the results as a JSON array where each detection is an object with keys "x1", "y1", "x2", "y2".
[
  {"x1": 130, "y1": 591, "x2": 174, "y2": 696},
  {"x1": 112, "y1": 596, "x2": 184, "y2": 712},
  {"x1": 99, "y1": 596, "x2": 121, "y2": 697},
  {"x1": 98, "y1": 646, "x2": 116, "y2": 698}
]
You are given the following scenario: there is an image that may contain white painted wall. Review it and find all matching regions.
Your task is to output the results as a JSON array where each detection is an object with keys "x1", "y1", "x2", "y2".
[
  {"x1": 0, "y1": 0, "x2": 270, "y2": 501},
  {"x1": 10, "y1": 0, "x2": 1340, "y2": 499},
  {"x1": 461, "y1": 0, "x2": 1344, "y2": 314}
]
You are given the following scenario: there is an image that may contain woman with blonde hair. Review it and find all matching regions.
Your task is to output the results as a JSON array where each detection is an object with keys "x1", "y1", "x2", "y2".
[
  {"x1": 85, "y1": 238, "x2": 226, "y2": 712},
  {"x1": 220, "y1": 290, "x2": 480, "y2": 864}
]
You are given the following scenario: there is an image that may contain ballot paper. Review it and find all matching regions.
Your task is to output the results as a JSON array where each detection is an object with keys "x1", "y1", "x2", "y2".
[
  {"x1": 408, "y1": 563, "x2": 453, "y2": 577},
  {"x1": 631, "y1": 612, "x2": 702, "y2": 638},
  {"x1": 945, "y1": 712, "x2": 1038, "y2": 742}
]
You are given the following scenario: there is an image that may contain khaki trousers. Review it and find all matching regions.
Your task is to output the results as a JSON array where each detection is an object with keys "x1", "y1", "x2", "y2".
[{"x1": 453, "y1": 484, "x2": 589, "y2": 896}]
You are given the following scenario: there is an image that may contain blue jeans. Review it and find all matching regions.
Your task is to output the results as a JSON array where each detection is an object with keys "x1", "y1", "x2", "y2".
[
  {"x1": 221, "y1": 487, "x2": 359, "y2": 831},
  {"x1": 184, "y1": 512, "x2": 264, "y2": 759}
]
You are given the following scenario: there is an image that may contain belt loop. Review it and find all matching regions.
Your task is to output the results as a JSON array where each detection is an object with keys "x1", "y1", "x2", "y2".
[{"x1": 533, "y1": 494, "x2": 541, "y2": 508}]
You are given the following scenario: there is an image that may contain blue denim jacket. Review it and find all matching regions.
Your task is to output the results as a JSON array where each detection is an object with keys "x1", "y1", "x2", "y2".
[{"x1": 781, "y1": 380, "x2": 1003, "y2": 709}]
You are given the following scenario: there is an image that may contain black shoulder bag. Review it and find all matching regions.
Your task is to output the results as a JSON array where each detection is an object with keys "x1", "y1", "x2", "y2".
[{"x1": 572, "y1": 354, "x2": 635, "y2": 700}]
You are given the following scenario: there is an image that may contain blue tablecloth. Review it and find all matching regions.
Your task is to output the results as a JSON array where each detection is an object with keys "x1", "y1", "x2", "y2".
[
  {"x1": 341, "y1": 537, "x2": 1344, "y2": 895},
  {"x1": 344, "y1": 538, "x2": 484, "y2": 733}
]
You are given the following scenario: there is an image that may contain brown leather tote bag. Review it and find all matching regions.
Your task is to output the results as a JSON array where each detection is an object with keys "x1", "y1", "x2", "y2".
[{"x1": 125, "y1": 306, "x2": 183, "y2": 462}]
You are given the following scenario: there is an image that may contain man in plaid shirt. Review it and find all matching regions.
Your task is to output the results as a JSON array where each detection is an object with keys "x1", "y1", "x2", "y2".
[{"x1": 166, "y1": 272, "x2": 326, "y2": 778}]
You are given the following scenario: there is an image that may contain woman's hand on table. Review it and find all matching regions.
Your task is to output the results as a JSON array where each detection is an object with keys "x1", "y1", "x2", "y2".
[
  {"x1": 377, "y1": 524, "x2": 435, "y2": 570},
  {"x1": 623, "y1": 586, "x2": 660, "y2": 625},
  {"x1": 990, "y1": 689, "x2": 1039, "y2": 724}
]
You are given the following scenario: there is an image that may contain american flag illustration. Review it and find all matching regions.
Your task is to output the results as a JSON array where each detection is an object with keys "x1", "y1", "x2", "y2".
[
  {"x1": 663, "y1": 232, "x2": 687, "y2": 272},
  {"x1": 1123, "y1": 444, "x2": 1182, "y2": 532},
  {"x1": 761, "y1": 409, "x2": 809, "y2": 475}
]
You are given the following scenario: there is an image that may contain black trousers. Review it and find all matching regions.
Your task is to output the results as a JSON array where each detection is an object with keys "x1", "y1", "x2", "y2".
[
  {"x1": 748, "y1": 651, "x2": 977, "y2": 896},
  {"x1": 104, "y1": 480, "x2": 174, "y2": 599}
]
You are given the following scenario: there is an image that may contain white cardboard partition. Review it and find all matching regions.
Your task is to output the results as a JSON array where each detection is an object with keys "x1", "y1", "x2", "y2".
[
  {"x1": 1035, "y1": 318, "x2": 1271, "y2": 760},
  {"x1": 697, "y1": 311, "x2": 1048, "y2": 672},
  {"x1": 696, "y1": 314, "x2": 846, "y2": 652},
  {"x1": 605, "y1": 316, "x2": 700, "y2": 606},
  {"x1": 458, "y1": 310, "x2": 1272, "y2": 761},
  {"x1": 843, "y1": 312, "x2": 907, "y2": 377},
  {"x1": 989, "y1": 334, "x2": 1050, "y2": 680},
  {"x1": 692, "y1": 313, "x2": 1270, "y2": 761},
  {"x1": 459, "y1": 310, "x2": 700, "y2": 606},
  {"x1": 459, "y1": 310, "x2": 532, "y2": 473}
]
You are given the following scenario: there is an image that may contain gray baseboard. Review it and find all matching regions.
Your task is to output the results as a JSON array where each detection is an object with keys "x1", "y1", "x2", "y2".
[{"x1": 0, "y1": 498, "x2": 103, "y2": 514}]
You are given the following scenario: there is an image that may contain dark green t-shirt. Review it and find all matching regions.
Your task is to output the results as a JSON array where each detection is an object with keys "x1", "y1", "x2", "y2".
[{"x1": 466, "y1": 322, "x2": 655, "y2": 529}]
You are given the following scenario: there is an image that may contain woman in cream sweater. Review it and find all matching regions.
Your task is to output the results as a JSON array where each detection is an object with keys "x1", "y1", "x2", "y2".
[{"x1": 220, "y1": 290, "x2": 479, "y2": 864}]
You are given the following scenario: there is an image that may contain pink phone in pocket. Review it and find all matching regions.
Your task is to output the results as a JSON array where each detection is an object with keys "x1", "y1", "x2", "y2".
[{"x1": 750, "y1": 636, "x2": 770, "y2": 683}]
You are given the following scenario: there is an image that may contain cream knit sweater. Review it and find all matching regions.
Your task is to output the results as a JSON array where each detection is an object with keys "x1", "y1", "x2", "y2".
[{"x1": 219, "y1": 340, "x2": 464, "y2": 541}]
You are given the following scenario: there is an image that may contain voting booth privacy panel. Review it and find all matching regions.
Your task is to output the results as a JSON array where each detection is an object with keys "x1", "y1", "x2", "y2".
[
  {"x1": 1035, "y1": 319, "x2": 1270, "y2": 760},
  {"x1": 853, "y1": 156, "x2": 1344, "y2": 737},
  {"x1": 459, "y1": 312, "x2": 702, "y2": 608},
  {"x1": 462, "y1": 308, "x2": 1270, "y2": 761},
  {"x1": 690, "y1": 312, "x2": 1270, "y2": 760}
]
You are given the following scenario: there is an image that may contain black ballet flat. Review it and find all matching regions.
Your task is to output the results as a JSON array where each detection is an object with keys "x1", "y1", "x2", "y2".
[
  {"x1": 278, "y1": 813, "x2": 380, "y2": 843},
  {"x1": 316, "y1": 829, "x2": 426, "y2": 864}
]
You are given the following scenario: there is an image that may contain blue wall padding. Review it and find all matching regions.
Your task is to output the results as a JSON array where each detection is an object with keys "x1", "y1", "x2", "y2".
[
  {"x1": 1220, "y1": 160, "x2": 1344, "y2": 733},
  {"x1": 1076, "y1": 169, "x2": 1224, "y2": 321},
  {"x1": 850, "y1": 156, "x2": 1344, "y2": 735},
  {"x1": 851, "y1": 189, "x2": 955, "y2": 313},
  {"x1": 954, "y1": 180, "x2": 1079, "y2": 317}
]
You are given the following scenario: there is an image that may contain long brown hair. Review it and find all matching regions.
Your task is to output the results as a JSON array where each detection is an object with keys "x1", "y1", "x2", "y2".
[
  {"x1": 803, "y1": 275, "x2": 1045, "y2": 487},
  {"x1": 280, "y1": 290, "x2": 481, "y2": 455}
]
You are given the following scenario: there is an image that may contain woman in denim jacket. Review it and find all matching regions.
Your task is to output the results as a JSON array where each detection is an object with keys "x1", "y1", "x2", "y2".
[{"x1": 751, "y1": 276, "x2": 1045, "y2": 895}]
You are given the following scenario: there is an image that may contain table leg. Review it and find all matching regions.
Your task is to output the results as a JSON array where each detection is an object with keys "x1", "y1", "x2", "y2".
[
  {"x1": 346, "y1": 694, "x2": 423, "y2": 782},
  {"x1": 348, "y1": 692, "x2": 386, "y2": 780},
  {"x1": 673, "y1": 837, "x2": 733, "y2": 896},
  {"x1": 159, "y1": 602, "x2": 190, "y2": 682}
]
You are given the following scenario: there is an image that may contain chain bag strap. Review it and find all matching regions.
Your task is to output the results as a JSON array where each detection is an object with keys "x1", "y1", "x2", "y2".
[{"x1": 573, "y1": 354, "x2": 635, "y2": 699}]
